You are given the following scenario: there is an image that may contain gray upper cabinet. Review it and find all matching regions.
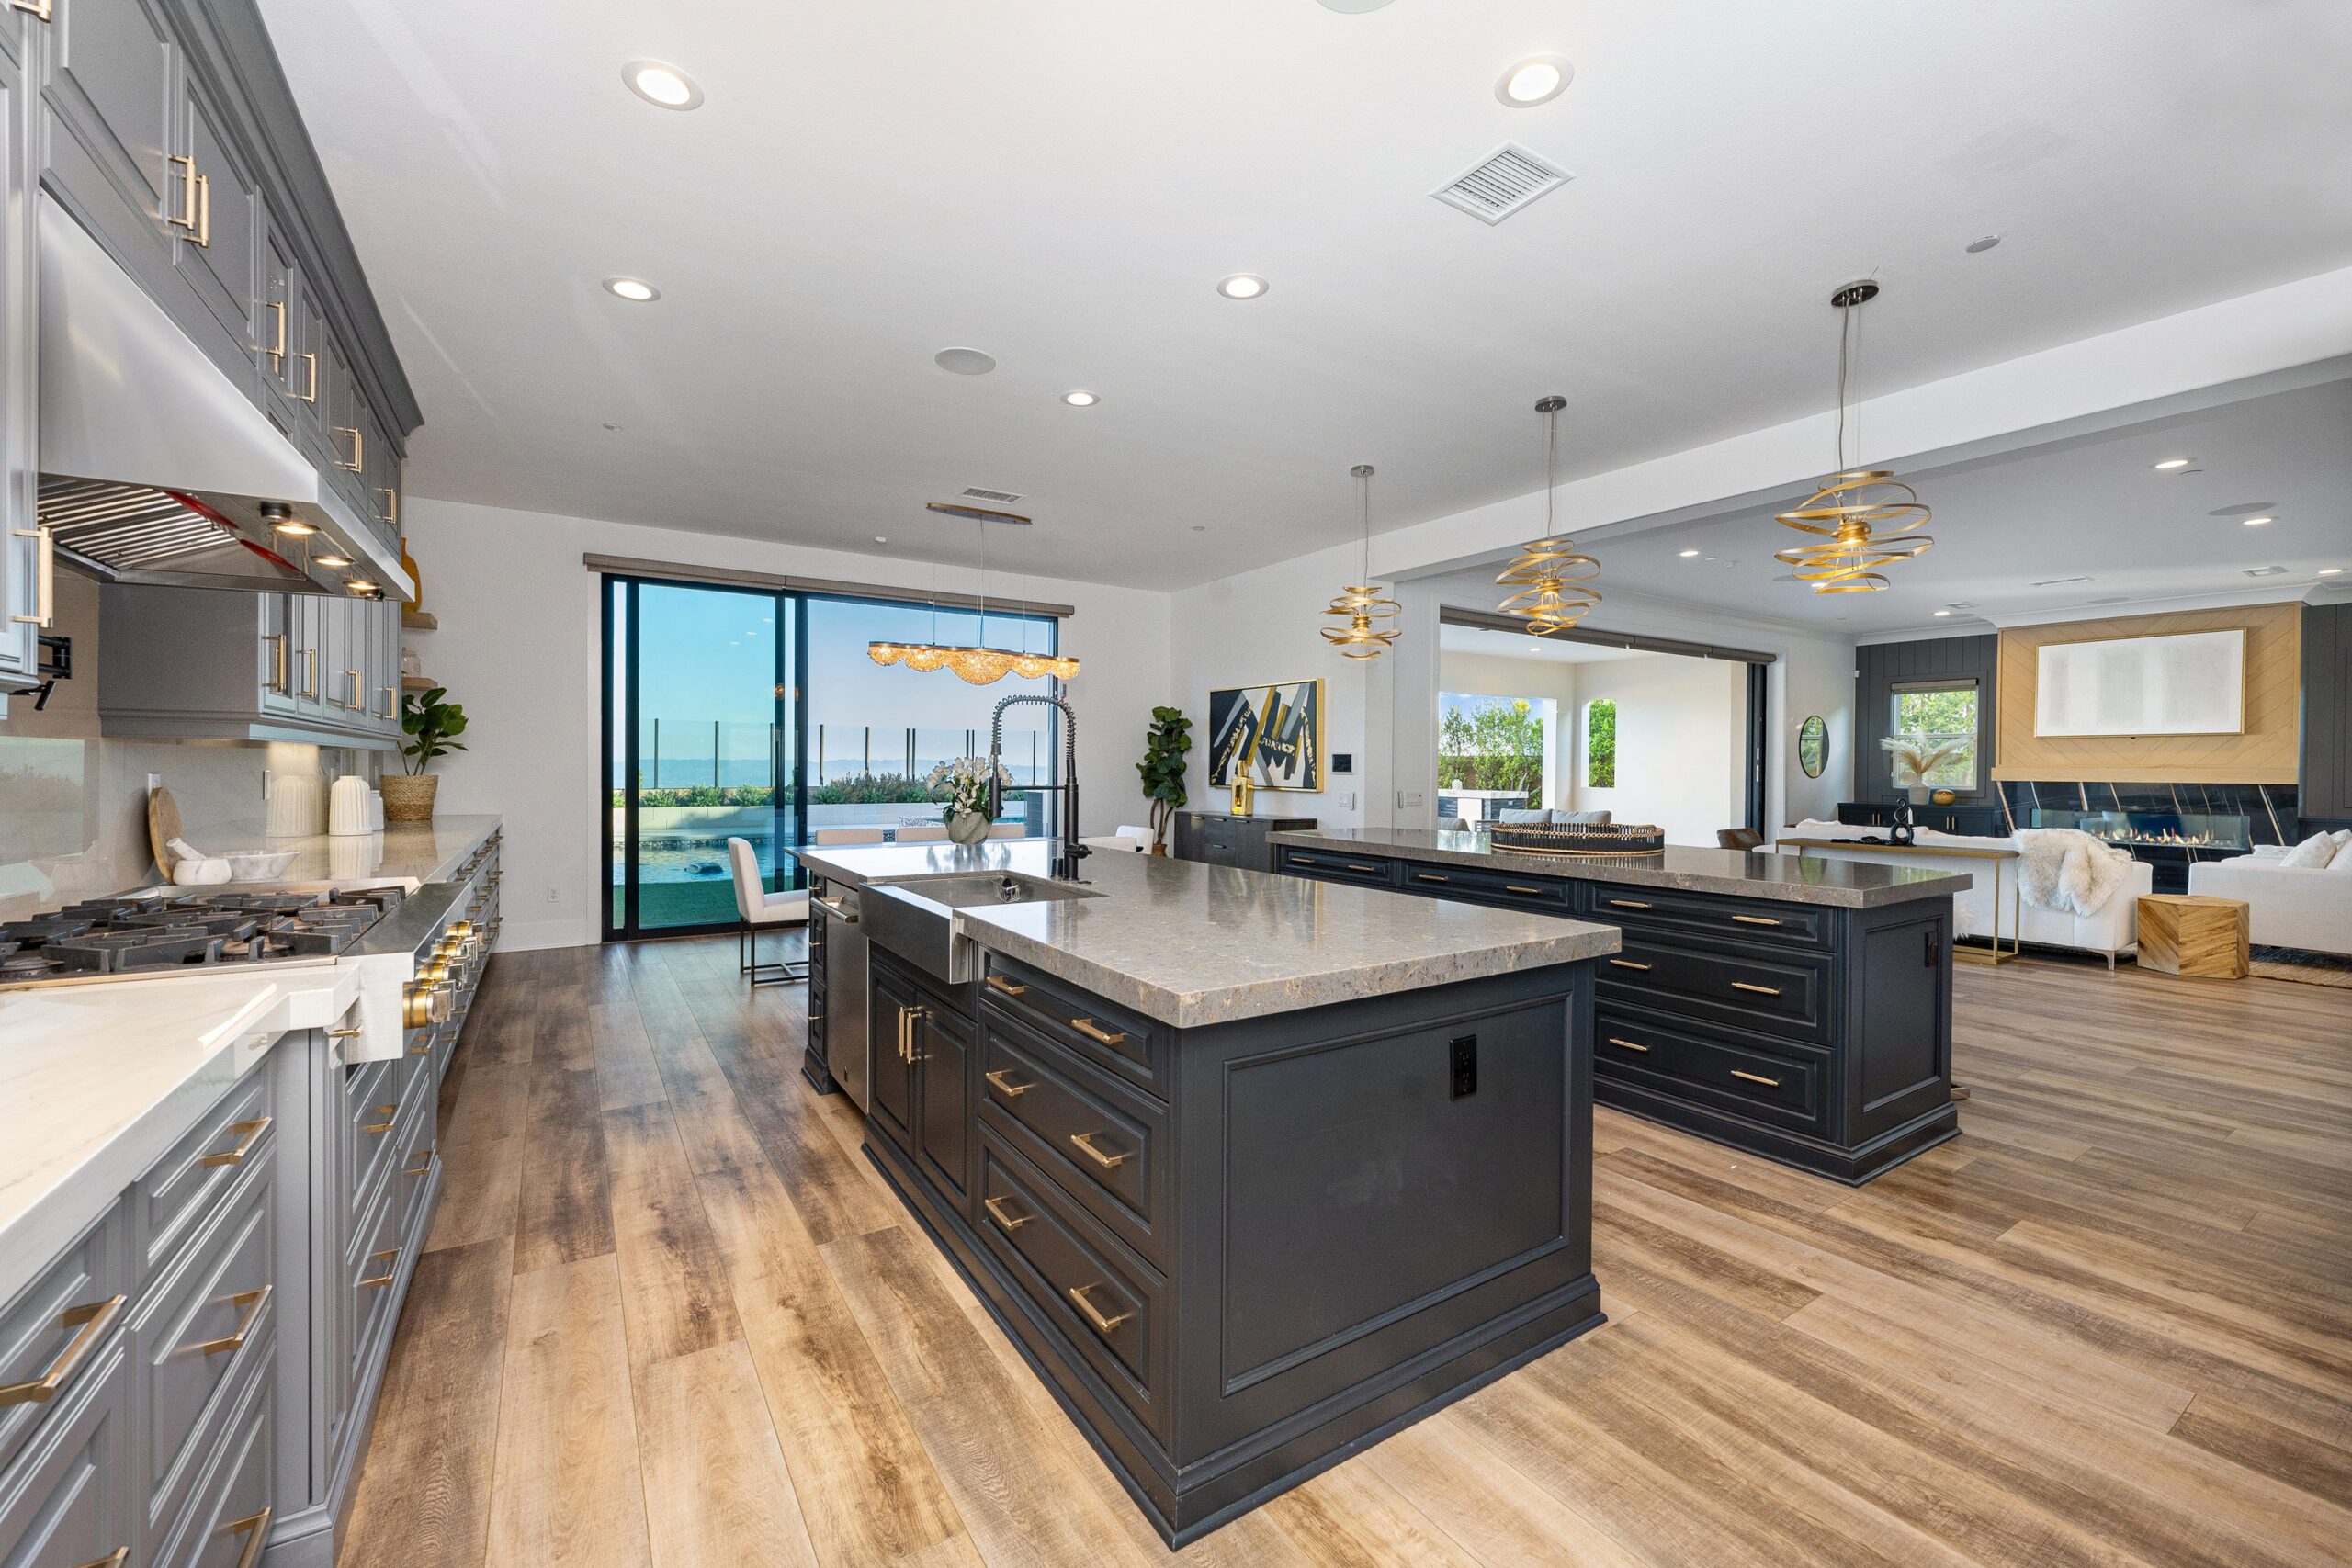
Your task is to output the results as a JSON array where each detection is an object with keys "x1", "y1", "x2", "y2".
[
  {"x1": 169, "y1": 62, "x2": 259, "y2": 385},
  {"x1": 99, "y1": 582, "x2": 401, "y2": 747},
  {"x1": 0, "y1": 7, "x2": 40, "y2": 686},
  {"x1": 40, "y1": 0, "x2": 178, "y2": 290}
]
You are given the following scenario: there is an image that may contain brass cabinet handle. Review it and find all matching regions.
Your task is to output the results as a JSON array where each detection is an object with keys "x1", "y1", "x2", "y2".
[
  {"x1": 229, "y1": 1507, "x2": 273, "y2": 1568},
  {"x1": 982, "y1": 1195, "x2": 1030, "y2": 1232},
  {"x1": 983, "y1": 1068, "x2": 1032, "y2": 1099},
  {"x1": 1730, "y1": 981, "x2": 1782, "y2": 997},
  {"x1": 1607, "y1": 958, "x2": 1651, "y2": 971},
  {"x1": 265, "y1": 633, "x2": 289, "y2": 693},
  {"x1": 378, "y1": 488, "x2": 399, "y2": 526},
  {"x1": 297, "y1": 352, "x2": 318, "y2": 402},
  {"x1": 8, "y1": 2, "x2": 54, "y2": 28},
  {"x1": 193, "y1": 172, "x2": 210, "y2": 248},
  {"x1": 1067, "y1": 1283, "x2": 1133, "y2": 1334},
  {"x1": 345, "y1": 668, "x2": 362, "y2": 708},
  {"x1": 336, "y1": 425, "x2": 363, "y2": 471},
  {"x1": 1415, "y1": 872, "x2": 1450, "y2": 883},
  {"x1": 1730, "y1": 914, "x2": 1783, "y2": 927},
  {"x1": 9, "y1": 525, "x2": 54, "y2": 626},
  {"x1": 358, "y1": 1247, "x2": 400, "y2": 1289},
  {"x1": 410, "y1": 1042, "x2": 433, "y2": 1056},
  {"x1": 1607, "y1": 898, "x2": 1652, "y2": 910},
  {"x1": 1605, "y1": 1037, "x2": 1651, "y2": 1054},
  {"x1": 0, "y1": 1295, "x2": 126, "y2": 1405},
  {"x1": 985, "y1": 974, "x2": 1028, "y2": 998},
  {"x1": 405, "y1": 1152, "x2": 434, "y2": 1178},
  {"x1": 266, "y1": 299, "x2": 287, "y2": 368},
  {"x1": 194, "y1": 1284, "x2": 271, "y2": 1356},
  {"x1": 166, "y1": 154, "x2": 198, "y2": 231},
  {"x1": 1346, "y1": 863, "x2": 1380, "y2": 874},
  {"x1": 1069, "y1": 1131, "x2": 1128, "y2": 1169},
  {"x1": 379, "y1": 684, "x2": 396, "y2": 718},
  {"x1": 1070, "y1": 1018, "x2": 1125, "y2": 1047},
  {"x1": 1730, "y1": 1069, "x2": 1782, "y2": 1088},
  {"x1": 1505, "y1": 885, "x2": 1546, "y2": 896},
  {"x1": 70, "y1": 1551, "x2": 128, "y2": 1568},
  {"x1": 300, "y1": 649, "x2": 317, "y2": 698},
  {"x1": 199, "y1": 1117, "x2": 272, "y2": 1169},
  {"x1": 363, "y1": 1103, "x2": 397, "y2": 1134}
]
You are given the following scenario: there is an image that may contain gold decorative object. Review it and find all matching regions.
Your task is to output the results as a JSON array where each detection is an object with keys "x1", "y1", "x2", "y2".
[
  {"x1": 1322, "y1": 464, "x2": 1400, "y2": 660},
  {"x1": 1774, "y1": 282, "x2": 1933, "y2": 594},
  {"x1": 867, "y1": 511, "x2": 1079, "y2": 685},
  {"x1": 1496, "y1": 396, "x2": 1601, "y2": 636}
]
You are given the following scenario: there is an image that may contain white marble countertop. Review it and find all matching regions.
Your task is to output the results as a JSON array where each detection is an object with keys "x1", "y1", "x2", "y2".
[
  {"x1": 0, "y1": 963, "x2": 360, "y2": 1303},
  {"x1": 236, "y1": 814, "x2": 502, "y2": 887},
  {"x1": 798, "y1": 840, "x2": 1622, "y2": 1028}
]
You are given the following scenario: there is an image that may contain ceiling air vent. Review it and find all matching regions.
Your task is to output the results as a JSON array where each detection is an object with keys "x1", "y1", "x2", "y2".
[
  {"x1": 2243, "y1": 565, "x2": 2288, "y2": 578},
  {"x1": 1430, "y1": 143, "x2": 1574, "y2": 225},
  {"x1": 959, "y1": 486, "x2": 1023, "y2": 505}
]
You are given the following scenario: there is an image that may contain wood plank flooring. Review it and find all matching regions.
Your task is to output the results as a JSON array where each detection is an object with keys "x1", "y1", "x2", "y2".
[{"x1": 336, "y1": 935, "x2": 2352, "y2": 1568}]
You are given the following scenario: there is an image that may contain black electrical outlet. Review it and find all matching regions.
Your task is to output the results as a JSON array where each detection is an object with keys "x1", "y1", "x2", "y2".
[{"x1": 1449, "y1": 1034, "x2": 1476, "y2": 1100}]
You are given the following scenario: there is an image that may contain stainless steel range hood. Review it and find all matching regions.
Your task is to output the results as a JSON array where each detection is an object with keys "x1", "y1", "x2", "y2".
[{"x1": 36, "y1": 193, "x2": 410, "y2": 599}]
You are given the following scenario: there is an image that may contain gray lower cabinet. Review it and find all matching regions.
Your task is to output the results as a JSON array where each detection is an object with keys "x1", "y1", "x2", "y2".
[
  {"x1": 98, "y1": 584, "x2": 401, "y2": 747},
  {"x1": 0, "y1": 1339, "x2": 132, "y2": 1568},
  {"x1": 1170, "y1": 811, "x2": 1317, "y2": 873}
]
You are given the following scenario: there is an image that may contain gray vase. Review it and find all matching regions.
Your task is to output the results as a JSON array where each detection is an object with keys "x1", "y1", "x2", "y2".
[
  {"x1": 947, "y1": 807, "x2": 991, "y2": 845},
  {"x1": 1905, "y1": 784, "x2": 1930, "y2": 806}
]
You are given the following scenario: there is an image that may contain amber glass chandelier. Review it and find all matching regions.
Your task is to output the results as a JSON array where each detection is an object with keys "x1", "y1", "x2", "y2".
[
  {"x1": 868, "y1": 508, "x2": 1080, "y2": 685},
  {"x1": 1773, "y1": 282, "x2": 1934, "y2": 593},
  {"x1": 1321, "y1": 464, "x2": 1400, "y2": 660},
  {"x1": 1496, "y1": 395, "x2": 1601, "y2": 636}
]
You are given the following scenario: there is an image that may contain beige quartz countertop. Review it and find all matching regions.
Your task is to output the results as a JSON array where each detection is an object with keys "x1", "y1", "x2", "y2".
[
  {"x1": 797, "y1": 840, "x2": 1620, "y2": 1029},
  {"x1": 1269, "y1": 828, "x2": 1971, "y2": 908},
  {"x1": 164, "y1": 814, "x2": 502, "y2": 889}
]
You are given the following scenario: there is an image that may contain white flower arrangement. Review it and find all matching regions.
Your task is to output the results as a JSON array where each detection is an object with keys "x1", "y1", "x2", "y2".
[
  {"x1": 1880, "y1": 731, "x2": 1968, "y2": 786},
  {"x1": 927, "y1": 755, "x2": 1011, "y2": 820}
]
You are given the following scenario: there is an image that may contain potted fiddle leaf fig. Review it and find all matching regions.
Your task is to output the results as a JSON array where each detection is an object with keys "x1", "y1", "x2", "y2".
[
  {"x1": 1136, "y1": 705, "x2": 1192, "y2": 854},
  {"x1": 384, "y1": 684, "x2": 468, "y2": 822}
]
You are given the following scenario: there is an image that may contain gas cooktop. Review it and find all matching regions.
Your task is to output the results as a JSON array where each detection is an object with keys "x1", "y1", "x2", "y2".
[{"x1": 0, "y1": 886, "x2": 406, "y2": 985}]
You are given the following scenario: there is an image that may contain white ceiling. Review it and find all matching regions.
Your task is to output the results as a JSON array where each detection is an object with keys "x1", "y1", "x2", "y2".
[
  {"x1": 260, "y1": 0, "x2": 2352, "y2": 590},
  {"x1": 1439, "y1": 622, "x2": 1655, "y2": 665},
  {"x1": 1558, "y1": 377, "x2": 2352, "y2": 635}
]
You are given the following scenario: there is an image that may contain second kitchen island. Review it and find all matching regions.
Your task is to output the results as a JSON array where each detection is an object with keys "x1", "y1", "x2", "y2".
[{"x1": 795, "y1": 841, "x2": 1618, "y2": 1546}]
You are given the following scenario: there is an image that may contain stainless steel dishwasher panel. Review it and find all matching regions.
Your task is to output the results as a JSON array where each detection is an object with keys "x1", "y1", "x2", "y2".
[{"x1": 822, "y1": 889, "x2": 871, "y2": 1110}]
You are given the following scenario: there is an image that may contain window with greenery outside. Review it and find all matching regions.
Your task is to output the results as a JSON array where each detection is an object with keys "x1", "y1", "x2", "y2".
[
  {"x1": 1890, "y1": 688, "x2": 1977, "y2": 790},
  {"x1": 1586, "y1": 699, "x2": 1617, "y2": 789},
  {"x1": 1438, "y1": 694, "x2": 1544, "y2": 802}
]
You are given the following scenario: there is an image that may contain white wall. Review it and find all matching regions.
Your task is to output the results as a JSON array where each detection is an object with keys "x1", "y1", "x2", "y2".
[
  {"x1": 1563, "y1": 654, "x2": 1746, "y2": 845},
  {"x1": 404, "y1": 497, "x2": 1171, "y2": 951}
]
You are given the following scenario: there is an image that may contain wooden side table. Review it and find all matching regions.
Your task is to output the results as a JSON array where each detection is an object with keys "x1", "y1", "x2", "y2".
[{"x1": 2137, "y1": 894, "x2": 2249, "y2": 978}]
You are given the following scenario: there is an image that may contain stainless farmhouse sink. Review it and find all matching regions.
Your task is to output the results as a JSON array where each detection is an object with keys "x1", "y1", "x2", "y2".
[{"x1": 860, "y1": 872, "x2": 1103, "y2": 985}]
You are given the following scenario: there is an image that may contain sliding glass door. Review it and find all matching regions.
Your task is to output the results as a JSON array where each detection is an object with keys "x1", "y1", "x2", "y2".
[
  {"x1": 603, "y1": 575, "x2": 1060, "y2": 941},
  {"x1": 606, "y1": 578, "x2": 801, "y2": 938}
]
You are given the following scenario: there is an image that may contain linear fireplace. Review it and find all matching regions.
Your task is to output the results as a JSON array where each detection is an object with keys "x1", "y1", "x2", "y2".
[{"x1": 1999, "y1": 782, "x2": 2294, "y2": 893}]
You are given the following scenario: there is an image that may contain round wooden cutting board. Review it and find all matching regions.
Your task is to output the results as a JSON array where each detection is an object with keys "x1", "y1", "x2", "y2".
[{"x1": 148, "y1": 785, "x2": 182, "y2": 880}]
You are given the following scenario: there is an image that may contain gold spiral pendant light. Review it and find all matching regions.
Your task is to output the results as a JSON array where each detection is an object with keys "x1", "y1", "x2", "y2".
[
  {"x1": 1497, "y1": 396, "x2": 1601, "y2": 636},
  {"x1": 1774, "y1": 283, "x2": 1932, "y2": 593},
  {"x1": 1322, "y1": 464, "x2": 1401, "y2": 660}
]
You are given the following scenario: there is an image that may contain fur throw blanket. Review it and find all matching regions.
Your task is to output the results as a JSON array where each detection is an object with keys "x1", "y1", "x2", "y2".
[{"x1": 2012, "y1": 828, "x2": 2136, "y2": 916}]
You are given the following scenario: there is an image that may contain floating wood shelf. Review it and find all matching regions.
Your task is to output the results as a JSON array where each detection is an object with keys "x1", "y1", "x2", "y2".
[
  {"x1": 401, "y1": 675, "x2": 438, "y2": 692},
  {"x1": 400, "y1": 608, "x2": 438, "y2": 630}
]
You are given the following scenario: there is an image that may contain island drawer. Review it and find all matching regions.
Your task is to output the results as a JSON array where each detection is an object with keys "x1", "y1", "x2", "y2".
[
  {"x1": 1397, "y1": 863, "x2": 1572, "y2": 911},
  {"x1": 979, "y1": 1020, "x2": 1169, "y2": 1267},
  {"x1": 1596, "y1": 1010, "x2": 1829, "y2": 1134},
  {"x1": 976, "y1": 1134, "x2": 1165, "y2": 1442},
  {"x1": 344, "y1": 1058, "x2": 402, "y2": 1225},
  {"x1": 1273, "y1": 846, "x2": 1398, "y2": 886},
  {"x1": 129, "y1": 1066, "x2": 273, "y2": 1284},
  {"x1": 981, "y1": 959, "x2": 1164, "y2": 1097},
  {"x1": 1588, "y1": 885, "x2": 1833, "y2": 949},
  {"x1": 0, "y1": 1338, "x2": 130, "y2": 1568},
  {"x1": 0, "y1": 1201, "x2": 129, "y2": 1478},
  {"x1": 1597, "y1": 933, "x2": 1833, "y2": 1045}
]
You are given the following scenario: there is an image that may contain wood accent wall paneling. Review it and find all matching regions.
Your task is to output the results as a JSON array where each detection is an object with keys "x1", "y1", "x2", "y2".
[{"x1": 1992, "y1": 604, "x2": 2301, "y2": 784}]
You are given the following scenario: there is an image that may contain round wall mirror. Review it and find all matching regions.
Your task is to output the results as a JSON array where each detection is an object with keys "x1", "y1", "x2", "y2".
[{"x1": 1798, "y1": 715, "x2": 1828, "y2": 779}]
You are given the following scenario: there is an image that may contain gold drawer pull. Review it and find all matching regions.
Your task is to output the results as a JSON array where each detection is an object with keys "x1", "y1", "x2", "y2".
[
  {"x1": 982, "y1": 1195, "x2": 1030, "y2": 1232},
  {"x1": 1070, "y1": 1018, "x2": 1125, "y2": 1047},
  {"x1": 71, "y1": 1551, "x2": 128, "y2": 1568},
  {"x1": 165, "y1": 153, "x2": 198, "y2": 231},
  {"x1": 1730, "y1": 914, "x2": 1783, "y2": 927},
  {"x1": 1067, "y1": 1282, "x2": 1133, "y2": 1334},
  {"x1": 984, "y1": 1068, "x2": 1033, "y2": 1099},
  {"x1": 986, "y1": 974, "x2": 1028, "y2": 998},
  {"x1": 410, "y1": 1043, "x2": 433, "y2": 1056},
  {"x1": 1607, "y1": 898, "x2": 1652, "y2": 909},
  {"x1": 1505, "y1": 885, "x2": 1547, "y2": 896},
  {"x1": 1731, "y1": 1069, "x2": 1782, "y2": 1088},
  {"x1": 406, "y1": 1148, "x2": 435, "y2": 1178},
  {"x1": 1346, "y1": 863, "x2": 1381, "y2": 874},
  {"x1": 194, "y1": 1284, "x2": 272, "y2": 1357},
  {"x1": 296, "y1": 351, "x2": 318, "y2": 402},
  {"x1": 358, "y1": 1248, "x2": 400, "y2": 1289},
  {"x1": 199, "y1": 1117, "x2": 272, "y2": 1169},
  {"x1": 1414, "y1": 872, "x2": 1450, "y2": 883},
  {"x1": 1608, "y1": 958, "x2": 1651, "y2": 971},
  {"x1": 1605, "y1": 1037, "x2": 1651, "y2": 1054},
  {"x1": 327, "y1": 1024, "x2": 364, "y2": 1039},
  {"x1": 229, "y1": 1507, "x2": 273, "y2": 1568},
  {"x1": 363, "y1": 1102, "x2": 397, "y2": 1134},
  {"x1": 1730, "y1": 981, "x2": 1782, "y2": 997},
  {"x1": 0, "y1": 1295, "x2": 126, "y2": 1406},
  {"x1": 1069, "y1": 1131, "x2": 1129, "y2": 1169}
]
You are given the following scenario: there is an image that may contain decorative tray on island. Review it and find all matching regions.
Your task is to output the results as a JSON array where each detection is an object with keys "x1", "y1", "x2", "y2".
[{"x1": 1487, "y1": 821, "x2": 1668, "y2": 857}]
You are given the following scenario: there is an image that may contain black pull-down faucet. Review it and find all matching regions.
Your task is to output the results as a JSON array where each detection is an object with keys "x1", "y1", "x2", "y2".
[{"x1": 985, "y1": 693, "x2": 1089, "y2": 881}]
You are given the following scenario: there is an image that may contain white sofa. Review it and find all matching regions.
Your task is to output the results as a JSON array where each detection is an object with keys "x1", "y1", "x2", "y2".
[
  {"x1": 2188, "y1": 845, "x2": 2352, "y2": 956},
  {"x1": 1777, "y1": 825, "x2": 2152, "y2": 966}
]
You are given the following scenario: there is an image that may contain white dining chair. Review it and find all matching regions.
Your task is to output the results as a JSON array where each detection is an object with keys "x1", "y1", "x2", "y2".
[
  {"x1": 812, "y1": 827, "x2": 887, "y2": 845},
  {"x1": 1080, "y1": 835, "x2": 1144, "y2": 852},
  {"x1": 729, "y1": 837, "x2": 808, "y2": 988},
  {"x1": 895, "y1": 824, "x2": 948, "y2": 842}
]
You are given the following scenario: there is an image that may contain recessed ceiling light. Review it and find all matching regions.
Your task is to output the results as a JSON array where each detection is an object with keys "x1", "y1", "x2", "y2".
[
  {"x1": 622, "y1": 61, "x2": 703, "y2": 110},
  {"x1": 604, "y1": 276, "x2": 659, "y2": 301},
  {"x1": 2321, "y1": 567, "x2": 2343, "y2": 576},
  {"x1": 1965, "y1": 235, "x2": 2001, "y2": 254},
  {"x1": 873, "y1": 536, "x2": 888, "y2": 544},
  {"x1": 2153, "y1": 457, "x2": 2191, "y2": 470},
  {"x1": 1677, "y1": 548, "x2": 1700, "y2": 558},
  {"x1": 1216, "y1": 274, "x2": 1268, "y2": 300},
  {"x1": 2242, "y1": 516, "x2": 2274, "y2": 526},
  {"x1": 1061, "y1": 390, "x2": 1098, "y2": 407},
  {"x1": 933, "y1": 347, "x2": 997, "y2": 375},
  {"x1": 1933, "y1": 609, "x2": 1952, "y2": 616},
  {"x1": 1190, "y1": 525, "x2": 1206, "y2": 533},
  {"x1": 1316, "y1": 0, "x2": 1395, "y2": 11},
  {"x1": 1496, "y1": 56, "x2": 1573, "y2": 107}
]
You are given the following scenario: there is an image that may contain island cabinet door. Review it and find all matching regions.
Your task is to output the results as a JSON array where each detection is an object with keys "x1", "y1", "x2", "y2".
[
  {"x1": 1843, "y1": 905, "x2": 1953, "y2": 1144},
  {"x1": 913, "y1": 1002, "x2": 973, "y2": 1206},
  {"x1": 867, "y1": 959, "x2": 919, "y2": 1153}
]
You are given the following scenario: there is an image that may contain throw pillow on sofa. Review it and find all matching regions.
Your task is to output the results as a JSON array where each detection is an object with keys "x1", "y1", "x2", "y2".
[{"x1": 2278, "y1": 832, "x2": 2339, "y2": 870}]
